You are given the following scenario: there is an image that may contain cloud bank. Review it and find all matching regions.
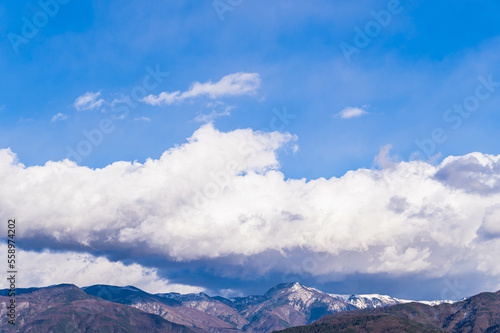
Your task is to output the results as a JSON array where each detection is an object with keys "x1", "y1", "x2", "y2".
[
  {"x1": 1, "y1": 125, "x2": 500, "y2": 292},
  {"x1": 0, "y1": 249, "x2": 203, "y2": 294}
]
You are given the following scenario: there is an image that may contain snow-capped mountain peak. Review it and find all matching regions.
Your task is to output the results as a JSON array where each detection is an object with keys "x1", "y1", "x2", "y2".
[
  {"x1": 328, "y1": 292, "x2": 457, "y2": 309},
  {"x1": 81, "y1": 282, "x2": 460, "y2": 333}
]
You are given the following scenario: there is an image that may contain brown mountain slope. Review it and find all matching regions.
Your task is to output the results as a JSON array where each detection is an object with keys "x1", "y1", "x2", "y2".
[
  {"x1": 0, "y1": 284, "x2": 194, "y2": 333},
  {"x1": 278, "y1": 290, "x2": 500, "y2": 333},
  {"x1": 84, "y1": 282, "x2": 356, "y2": 332},
  {"x1": 275, "y1": 314, "x2": 446, "y2": 333}
]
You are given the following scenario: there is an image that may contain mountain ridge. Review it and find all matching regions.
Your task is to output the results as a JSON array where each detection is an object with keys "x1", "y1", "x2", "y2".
[
  {"x1": 0, "y1": 284, "x2": 195, "y2": 333},
  {"x1": 1, "y1": 282, "x2": 462, "y2": 332},
  {"x1": 278, "y1": 290, "x2": 500, "y2": 333}
]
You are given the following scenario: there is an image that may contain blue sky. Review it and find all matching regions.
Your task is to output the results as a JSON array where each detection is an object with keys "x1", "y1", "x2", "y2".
[
  {"x1": 1, "y1": 0, "x2": 500, "y2": 178},
  {"x1": 2, "y1": 0, "x2": 500, "y2": 300}
]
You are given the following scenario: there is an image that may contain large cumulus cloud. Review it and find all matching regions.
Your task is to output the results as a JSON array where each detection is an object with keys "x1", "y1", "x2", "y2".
[{"x1": 1, "y1": 124, "x2": 500, "y2": 292}]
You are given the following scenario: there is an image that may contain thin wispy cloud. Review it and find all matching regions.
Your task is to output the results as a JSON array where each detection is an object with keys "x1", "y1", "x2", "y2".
[
  {"x1": 195, "y1": 102, "x2": 235, "y2": 122},
  {"x1": 134, "y1": 117, "x2": 151, "y2": 122},
  {"x1": 18, "y1": 117, "x2": 34, "y2": 123},
  {"x1": 74, "y1": 91, "x2": 105, "y2": 111},
  {"x1": 195, "y1": 109, "x2": 232, "y2": 123},
  {"x1": 111, "y1": 95, "x2": 132, "y2": 106},
  {"x1": 373, "y1": 144, "x2": 399, "y2": 169},
  {"x1": 336, "y1": 106, "x2": 368, "y2": 119},
  {"x1": 142, "y1": 72, "x2": 261, "y2": 106},
  {"x1": 51, "y1": 113, "x2": 68, "y2": 123}
]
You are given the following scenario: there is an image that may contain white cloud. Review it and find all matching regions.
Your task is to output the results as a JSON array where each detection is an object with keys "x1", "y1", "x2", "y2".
[
  {"x1": 479, "y1": 205, "x2": 500, "y2": 239},
  {"x1": 435, "y1": 153, "x2": 500, "y2": 194},
  {"x1": 0, "y1": 249, "x2": 203, "y2": 294},
  {"x1": 142, "y1": 91, "x2": 180, "y2": 106},
  {"x1": 74, "y1": 91, "x2": 105, "y2": 111},
  {"x1": 374, "y1": 247, "x2": 432, "y2": 273},
  {"x1": 195, "y1": 102, "x2": 235, "y2": 122},
  {"x1": 1, "y1": 126, "x2": 500, "y2": 285},
  {"x1": 195, "y1": 110, "x2": 231, "y2": 123},
  {"x1": 373, "y1": 144, "x2": 399, "y2": 169},
  {"x1": 18, "y1": 118, "x2": 34, "y2": 123},
  {"x1": 336, "y1": 106, "x2": 368, "y2": 119},
  {"x1": 134, "y1": 116, "x2": 151, "y2": 122},
  {"x1": 51, "y1": 113, "x2": 68, "y2": 123},
  {"x1": 110, "y1": 94, "x2": 132, "y2": 106},
  {"x1": 142, "y1": 72, "x2": 261, "y2": 106}
]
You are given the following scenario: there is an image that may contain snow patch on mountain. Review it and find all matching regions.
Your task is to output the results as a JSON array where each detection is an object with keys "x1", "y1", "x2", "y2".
[{"x1": 328, "y1": 292, "x2": 456, "y2": 309}]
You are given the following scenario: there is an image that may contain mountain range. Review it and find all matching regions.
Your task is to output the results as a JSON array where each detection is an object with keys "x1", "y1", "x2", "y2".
[
  {"x1": 0, "y1": 282, "x2": 473, "y2": 332},
  {"x1": 0, "y1": 284, "x2": 192, "y2": 333},
  {"x1": 279, "y1": 289, "x2": 500, "y2": 332}
]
